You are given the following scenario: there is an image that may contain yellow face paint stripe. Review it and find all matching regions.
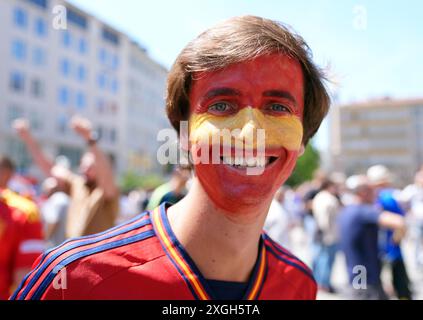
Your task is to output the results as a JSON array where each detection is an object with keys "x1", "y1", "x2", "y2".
[
  {"x1": 153, "y1": 209, "x2": 209, "y2": 300},
  {"x1": 247, "y1": 247, "x2": 266, "y2": 300},
  {"x1": 190, "y1": 107, "x2": 304, "y2": 151}
]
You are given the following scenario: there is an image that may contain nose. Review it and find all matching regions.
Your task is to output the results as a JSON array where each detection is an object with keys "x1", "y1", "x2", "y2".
[
  {"x1": 236, "y1": 108, "x2": 266, "y2": 149},
  {"x1": 239, "y1": 108, "x2": 264, "y2": 139}
]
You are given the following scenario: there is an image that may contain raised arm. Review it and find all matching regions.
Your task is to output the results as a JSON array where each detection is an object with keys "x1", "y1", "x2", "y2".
[
  {"x1": 378, "y1": 211, "x2": 407, "y2": 244},
  {"x1": 13, "y1": 119, "x2": 54, "y2": 177},
  {"x1": 71, "y1": 116, "x2": 119, "y2": 200}
]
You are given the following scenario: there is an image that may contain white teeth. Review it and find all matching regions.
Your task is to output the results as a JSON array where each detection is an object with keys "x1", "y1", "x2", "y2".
[
  {"x1": 222, "y1": 156, "x2": 234, "y2": 165},
  {"x1": 246, "y1": 157, "x2": 257, "y2": 167},
  {"x1": 222, "y1": 156, "x2": 271, "y2": 168},
  {"x1": 235, "y1": 157, "x2": 244, "y2": 166}
]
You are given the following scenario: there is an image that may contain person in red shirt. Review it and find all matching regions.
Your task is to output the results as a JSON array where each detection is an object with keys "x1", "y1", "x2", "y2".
[
  {"x1": 0, "y1": 156, "x2": 44, "y2": 300},
  {"x1": 0, "y1": 199, "x2": 44, "y2": 300},
  {"x1": 12, "y1": 15, "x2": 330, "y2": 300}
]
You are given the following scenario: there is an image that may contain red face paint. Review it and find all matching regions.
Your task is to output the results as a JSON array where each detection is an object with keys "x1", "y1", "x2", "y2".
[{"x1": 189, "y1": 53, "x2": 305, "y2": 215}]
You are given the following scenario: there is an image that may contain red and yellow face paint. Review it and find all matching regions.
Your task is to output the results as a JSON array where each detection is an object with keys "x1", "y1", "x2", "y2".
[
  {"x1": 190, "y1": 107, "x2": 303, "y2": 151},
  {"x1": 188, "y1": 53, "x2": 305, "y2": 216}
]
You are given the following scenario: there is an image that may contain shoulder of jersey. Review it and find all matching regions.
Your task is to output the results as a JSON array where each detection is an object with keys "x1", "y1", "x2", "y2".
[
  {"x1": 263, "y1": 233, "x2": 316, "y2": 285},
  {"x1": 2, "y1": 190, "x2": 40, "y2": 223},
  {"x1": 12, "y1": 210, "x2": 160, "y2": 300}
]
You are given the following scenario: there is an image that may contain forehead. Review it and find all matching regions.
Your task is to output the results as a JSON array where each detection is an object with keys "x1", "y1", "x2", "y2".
[{"x1": 189, "y1": 53, "x2": 304, "y2": 104}]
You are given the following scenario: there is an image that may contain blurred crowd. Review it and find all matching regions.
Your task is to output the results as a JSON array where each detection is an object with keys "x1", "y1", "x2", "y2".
[
  {"x1": 0, "y1": 116, "x2": 190, "y2": 300},
  {"x1": 1, "y1": 116, "x2": 423, "y2": 300},
  {"x1": 265, "y1": 166, "x2": 423, "y2": 300}
]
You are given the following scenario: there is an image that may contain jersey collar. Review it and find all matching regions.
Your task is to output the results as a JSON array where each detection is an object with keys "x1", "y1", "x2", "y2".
[{"x1": 151, "y1": 203, "x2": 267, "y2": 300}]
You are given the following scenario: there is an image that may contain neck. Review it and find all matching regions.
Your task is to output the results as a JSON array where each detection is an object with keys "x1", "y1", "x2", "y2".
[
  {"x1": 167, "y1": 178, "x2": 270, "y2": 283},
  {"x1": 170, "y1": 178, "x2": 184, "y2": 194}
]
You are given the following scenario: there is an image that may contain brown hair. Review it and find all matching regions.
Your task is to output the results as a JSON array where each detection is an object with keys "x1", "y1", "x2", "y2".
[
  {"x1": 166, "y1": 15, "x2": 330, "y2": 145},
  {"x1": 0, "y1": 155, "x2": 15, "y2": 172}
]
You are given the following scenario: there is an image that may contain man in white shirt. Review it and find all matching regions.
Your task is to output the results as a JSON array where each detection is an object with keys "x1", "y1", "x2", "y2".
[
  {"x1": 401, "y1": 170, "x2": 423, "y2": 268},
  {"x1": 311, "y1": 179, "x2": 341, "y2": 292}
]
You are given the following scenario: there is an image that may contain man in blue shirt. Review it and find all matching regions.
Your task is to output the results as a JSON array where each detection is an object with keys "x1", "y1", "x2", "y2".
[
  {"x1": 338, "y1": 175, "x2": 406, "y2": 300},
  {"x1": 367, "y1": 165, "x2": 412, "y2": 300}
]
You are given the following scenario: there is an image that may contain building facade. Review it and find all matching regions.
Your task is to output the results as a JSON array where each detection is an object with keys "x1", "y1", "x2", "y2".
[
  {"x1": 0, "y1": 0, "x2": 169, "y2": 179},
  {"x1": 331, "y1": 98, "x2": 423, "y2": 186}
]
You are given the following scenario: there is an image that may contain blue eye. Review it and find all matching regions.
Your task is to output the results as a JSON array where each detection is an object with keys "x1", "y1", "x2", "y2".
[
  {"x1": 209, "y1": 102, "x2": 231, "y2": 113},
  {"x1": 268, "y1": 103, "x2": 291, "y2": 114}
]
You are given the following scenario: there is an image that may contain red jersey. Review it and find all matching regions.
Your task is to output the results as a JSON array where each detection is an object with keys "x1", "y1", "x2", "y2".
[
  {"x1": 0, "y1": 200, "x2": 44, "y2": 300},
  {"x1": 12, "y1": 203, "x2": 316, "y2": 300}
]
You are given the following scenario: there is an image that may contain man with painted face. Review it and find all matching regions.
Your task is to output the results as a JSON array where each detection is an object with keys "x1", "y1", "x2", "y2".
[{"x1": 12, "y1": 16, "x2": 330, "y2": 300}]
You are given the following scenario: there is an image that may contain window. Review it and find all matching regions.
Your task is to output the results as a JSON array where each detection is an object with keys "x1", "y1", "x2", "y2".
[
  {"x1": 97, "y1": 73, "x2": 106, "y2": 89},
  {"x1": 76, "y1": 92, "x2": 86, "y2": 109},
  {"x1": 110, "y1": 103, "x2": 118, "y2": 114},
  {"x1": 102, "y1": 28, "x2": 120, "y2": 46},
  {"x1": 10, "y1": 71, "x2": 25, "y2": 92},
  {"x1": 62, "y1": 31, "x2": 72, "y2": 48},
  {"x1": 13, "y1": 7, "x2": 28, "y2": 28},
  {"x1": 34, "y1": 18, "x2": 47, "y2": 37},
  {"x1": 26, "y1": 0, "x2": 48, "y2": 9},
  {"x1": 12, "y1": 40, "x2": 27, "y2": 61},
  {"x1": 96, "y1": 99, "x2": 105, "y2": 113},
  {"x1": 96, "y1": 126, "x2": 103, "y2": 140},
  {"x1": 67, "y1": 8, "x2": 88, "y2": 29},
  {"x1": 6, "y1": 138, "x2": 31, "y2": 172},
  {"x1": 60, "y1": 58, "x2": 71, "y2": 77},
  {"x1": 7, "y1": 105, "x2": 24, "y2": 126},
  {"x1": 29, "y1": 111, "x2": 43, "y2": 131},
  {"x1": 77, "y1": 65, "x2": 86, "y2": 81},
  {"x1": 57, "y1": 115, "x2": 68, "y2": 134},
  {"x1": 110, "y1": 128, "x2": 117, "y2": 143},
  {"x1": 111, "y1": 79, "x2": 119, "y2": 94},
  {"x1": 98, "y1": 48, "x2": 107, "y2": 64},
  {"x1": 32, "y1": 47, "x2": 46, "y2": 66},
  {"x1": 58, "y1": 87, "x2": 70, "y2": 106},
  {"x1": 111, "y1": 55, "x2": 119, "y2": 69},
  {"x1": 79, "y1": 38, "x2": 88, "y2": 54},
  {"x1": 31, "y1": 78, "x2": 44, "y2": 98},
  {"x1": 57, "y1": 145, "x2": 82, "y2": 168}
]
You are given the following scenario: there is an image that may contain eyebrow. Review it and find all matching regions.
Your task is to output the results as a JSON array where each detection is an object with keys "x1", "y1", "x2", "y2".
[
  {"x1": 201, "y1": 87, "x2": 242, "y2": 103},
  {"x1": 263, "y1": 90, "x2": 298, "y2": 106},
  {"x1": 200, "y1": 87, "x2": 298, "y2": 107}
]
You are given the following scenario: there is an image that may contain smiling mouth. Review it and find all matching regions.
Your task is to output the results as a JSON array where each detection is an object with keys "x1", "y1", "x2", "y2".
[{"x1": 219, "y1": 155, "x2": 278, "y2": 169}]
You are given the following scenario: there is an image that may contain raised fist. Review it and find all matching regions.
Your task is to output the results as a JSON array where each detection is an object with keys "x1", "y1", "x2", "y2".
[
  {"x1": 70, "y1": 116, "x2": 93, "y2": 142},
  {"x1": 13, "y1": 118, "x2": 32, "y2": 142}
]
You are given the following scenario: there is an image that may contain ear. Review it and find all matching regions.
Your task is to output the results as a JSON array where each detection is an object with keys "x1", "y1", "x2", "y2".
[{"x1": 298, "y1": 144, "x2": 305, "y2": 156}]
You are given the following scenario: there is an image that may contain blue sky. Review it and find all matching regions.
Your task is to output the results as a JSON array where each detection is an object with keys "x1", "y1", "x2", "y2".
[{"x1": 68, "y1": 0, "x2": 423, "y2": 149}]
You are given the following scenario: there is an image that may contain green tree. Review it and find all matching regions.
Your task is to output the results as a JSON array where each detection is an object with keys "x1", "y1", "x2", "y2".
[
  {"x1": 285, "y1": 142, "x2": 320, "y2": 187},
  {"x1": 119, "y1": 171, "x2": 165, "y2": 193}
]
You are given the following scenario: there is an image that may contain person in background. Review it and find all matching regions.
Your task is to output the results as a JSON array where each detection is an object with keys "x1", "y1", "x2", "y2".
[
  {"x1": 264, "y1": 186, "x2": 293, "y2": 249},
  {"x1": 0, "y1": 157, "x2": 44, "y2": 298},
  {"x1": 157, "y1": 167, "x2": 191, "y2": 206},
  {"x1": 14, "y1": 117, "x2": 119, "y2": 238},
  {"x1": 40, "y1": 177, "x2": 70, "y2": 248},
  {"x1": 367, "y1": 165, "x2": 412, "y2": 300},
  {"x1": 312, "y1": 178, "x2": 341, "y2": 293},
  {"x1": 116, "y1": 189, "x2": 148, "y2": 225},
  {"x1": 147, "y1": 166, "x2": 191, "y2": 210},
  {"x1": 338, "y1": 175, "x2": 407, "y2": 300},
  {"x1": 400, "y1": 169, "x2": 423, "y2": 269},
  {"x1": 302, "y1": 171, "x2": 327, "y2": 248}
]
